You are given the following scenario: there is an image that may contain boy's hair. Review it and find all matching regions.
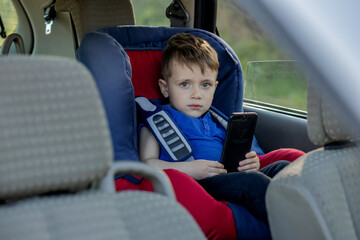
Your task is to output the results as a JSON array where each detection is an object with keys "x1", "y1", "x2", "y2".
[{"x1": 161, "y1": 33, "x2": 219, "y2": 79}]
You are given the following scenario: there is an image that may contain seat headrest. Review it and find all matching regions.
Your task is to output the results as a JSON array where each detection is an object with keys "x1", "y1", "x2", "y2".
[
  {"x1": 307, "y1": 81, "x2": 357, "y2": 146},
  {"x1": 80, "y1": 26, "x2": 244, "y2": 116},
  {"x1": 55, "y1": 0, "x2": 135, "y2": 43},
  {"x1": 0, "y1": 56, "x2": 113, "y2": 199}
]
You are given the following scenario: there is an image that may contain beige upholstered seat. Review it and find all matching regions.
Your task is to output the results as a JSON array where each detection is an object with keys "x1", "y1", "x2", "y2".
[
  {"x1": 266, "y1": 80, "x2": 360, "y2": 240},
  {"x1": 55, "y1": 0, "x2": 135, "y2": 43},
  {"x1": 0, "y1": 56, "x2": 205, "y2": 240}
]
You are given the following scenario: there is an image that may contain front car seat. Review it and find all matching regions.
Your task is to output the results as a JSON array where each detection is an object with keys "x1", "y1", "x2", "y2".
[
  {"x1": 265, "y1": 80, "x2": 360, "y2": 239},
  {"x1": 0, "y1": 56, "x2": 205, "y2": 240}
]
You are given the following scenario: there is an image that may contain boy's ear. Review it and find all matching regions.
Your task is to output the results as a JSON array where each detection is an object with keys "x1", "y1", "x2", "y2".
[
  {"x1": 215, "y1": 81, "x2": 219, "y2": 88},
  {"x1": 158, "y1": 79, "x2": 169, "y2": 98}
]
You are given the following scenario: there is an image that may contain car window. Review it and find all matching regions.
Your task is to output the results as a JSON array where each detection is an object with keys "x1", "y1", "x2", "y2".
[
  {"x1": 245, "y1": 61, "x2": 307, "y2": 111},
  {"x1": 0, "y1": 0, "x2": 18, "y2": 47},
  {"x1": 132, "y1": 1, "x2": 171, "y2": 26},
  {"x1": 217, "y1": 0, "x2": 307, "y2": 112}
]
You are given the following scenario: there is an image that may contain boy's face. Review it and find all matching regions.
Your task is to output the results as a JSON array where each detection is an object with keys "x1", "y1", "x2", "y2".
[{"x1": 159, "y1": 59, "x2": 218, "y2": 118}]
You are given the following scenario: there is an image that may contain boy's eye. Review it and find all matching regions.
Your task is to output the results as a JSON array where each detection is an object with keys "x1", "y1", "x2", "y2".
[
  {"x1": 202, "y1": 83, "x2": 211, "y2": 88},
  {"x1": 180, "y1": 82, "x2": 189, "y2": 88}
]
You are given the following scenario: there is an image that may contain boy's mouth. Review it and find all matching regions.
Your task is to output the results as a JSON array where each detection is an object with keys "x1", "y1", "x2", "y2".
[{"x1": 188, "y1": 104, "x2": 202, "y2": 110}]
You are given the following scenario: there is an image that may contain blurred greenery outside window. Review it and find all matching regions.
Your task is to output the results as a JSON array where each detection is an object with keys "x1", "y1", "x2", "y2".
[
  {"x1": 245, "y1": 61, "x2": 307, "y2": 111},
  {"x1": 132, "y1": 1, "x2": 170, "y2": 26},
  {"x1": 131, "y1": 1, "x2": 308, "y2": 112},
  {"x1": 0, "y1": 0, "x2": 18, "y2": 47},
  {"x1": 216, "y1": 1, "x2": 307, "y2": 112}
]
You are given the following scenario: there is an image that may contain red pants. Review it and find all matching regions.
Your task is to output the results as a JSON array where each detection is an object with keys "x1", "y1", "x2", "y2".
[
  {"x1": 259, "y1": 148, "x2": 305, "y2": 168},
  {"x1": 115, "y1": 148, "x2": 305, "y2": 239}
]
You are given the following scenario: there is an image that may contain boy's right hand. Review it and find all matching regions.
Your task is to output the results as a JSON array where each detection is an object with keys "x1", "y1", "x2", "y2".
[{"x1": 186, "y1": 160, "x2": 227, "y2": 180}]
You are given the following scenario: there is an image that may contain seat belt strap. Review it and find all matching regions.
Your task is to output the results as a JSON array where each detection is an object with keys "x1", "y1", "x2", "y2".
[
  {"x1": 208, "y1": 106, "x2": 229, "y2": 129},
  {"x1": 136, "y1": 97, "x2": 194, "y2": 162},
  {"x1": 136, "y1": 97, "x2": 230, "y2": 162}
]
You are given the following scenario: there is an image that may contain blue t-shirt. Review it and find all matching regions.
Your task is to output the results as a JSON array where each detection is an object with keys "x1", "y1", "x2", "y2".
[{"x1": 159, "y1": 105, "x2": 225, "y2": 162}]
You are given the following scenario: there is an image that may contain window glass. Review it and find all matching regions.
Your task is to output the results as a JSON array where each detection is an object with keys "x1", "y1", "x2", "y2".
[
  {"x1": 217, "y1": 0, "x2": 307, "y2": 112},
  {"x1": 245, "y1": 61, "x2": 307, "y2": 111},
  {"x1": 132, "y1": 1, "x2": 171, "y2": 26},
  {"x1": 0, "y1": 0, "x2": 18, "y2": 47}
]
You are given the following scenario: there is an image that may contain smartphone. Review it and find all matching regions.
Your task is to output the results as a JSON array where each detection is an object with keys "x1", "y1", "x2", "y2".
[{"x1": 220, "y1": 112, "x2": 258, "y2": 172}]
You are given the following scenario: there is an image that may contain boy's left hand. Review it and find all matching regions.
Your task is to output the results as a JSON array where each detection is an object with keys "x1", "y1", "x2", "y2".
[{"x1": 237, "y1": 151, "x2": 260, "y2": 172}]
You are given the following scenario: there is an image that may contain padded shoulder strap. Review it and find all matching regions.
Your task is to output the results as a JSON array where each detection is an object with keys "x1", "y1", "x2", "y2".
[
  {"x1": 209, "y1": 106, "x2": 229, "y2": 129},
  {"x1": 136, "y1": 97, "x2": 194, "y2": 162}
]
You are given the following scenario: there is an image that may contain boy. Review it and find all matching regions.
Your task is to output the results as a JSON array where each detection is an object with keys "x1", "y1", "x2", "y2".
[{"x1": 139, "y1": 33, "x2": 298, "y2": 223}]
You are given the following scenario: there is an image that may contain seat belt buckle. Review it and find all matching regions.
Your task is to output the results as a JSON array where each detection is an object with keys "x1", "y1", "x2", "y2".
[
  {"x1": 44, "y1": 0, "x2": 56, "y2": 35},
  {"x1": 45, "y1": 20, "x2": 54, "y2": 35}
]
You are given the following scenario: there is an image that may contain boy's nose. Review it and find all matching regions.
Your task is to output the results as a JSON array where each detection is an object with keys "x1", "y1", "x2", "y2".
[{"x1": 191, "y1": 87, "x2": 202, "y2": 99}]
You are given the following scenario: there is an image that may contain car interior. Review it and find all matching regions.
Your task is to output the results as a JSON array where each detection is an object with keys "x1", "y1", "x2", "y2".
[{"x1": 1, "y1": 0, "x2": 359, "y2": 239}]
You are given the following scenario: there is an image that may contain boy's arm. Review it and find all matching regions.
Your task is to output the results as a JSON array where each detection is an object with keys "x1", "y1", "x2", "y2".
[{"x1": 139, "y1": 127, "x2": 226, "y2": 180}]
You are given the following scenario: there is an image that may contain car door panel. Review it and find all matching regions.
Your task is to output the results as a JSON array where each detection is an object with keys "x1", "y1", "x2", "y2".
[{"x1": 244, "y1": 105, "x2": 317, "y2": 154}]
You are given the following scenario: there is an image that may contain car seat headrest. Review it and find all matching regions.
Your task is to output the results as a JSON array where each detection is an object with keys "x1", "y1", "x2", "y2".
[
  {"x1": 307, "y1": 81, "x2": 357, "y2": 146},
  {"x1": 93, "y1": 26, "x2": 244, "y2": 116},
  {"x1": 0, "y1": 56, "x2": 113, "y2": 200},
  {"x1": 55, "y1": 0, "x2": 135, "y2": 43}
]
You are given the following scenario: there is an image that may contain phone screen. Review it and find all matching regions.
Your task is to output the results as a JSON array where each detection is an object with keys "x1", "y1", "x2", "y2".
[{"x1": 220, "y1": 112, "x2": 258, "y2": 172}]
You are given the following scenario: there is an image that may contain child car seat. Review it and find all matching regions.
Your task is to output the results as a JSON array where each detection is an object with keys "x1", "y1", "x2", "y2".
[
  {"x1": 77, "y1": 26, "x2": 264, "y2": 160},
  {"x1": 77, "y1": 26, "x2": 271, "y2": 240}
]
